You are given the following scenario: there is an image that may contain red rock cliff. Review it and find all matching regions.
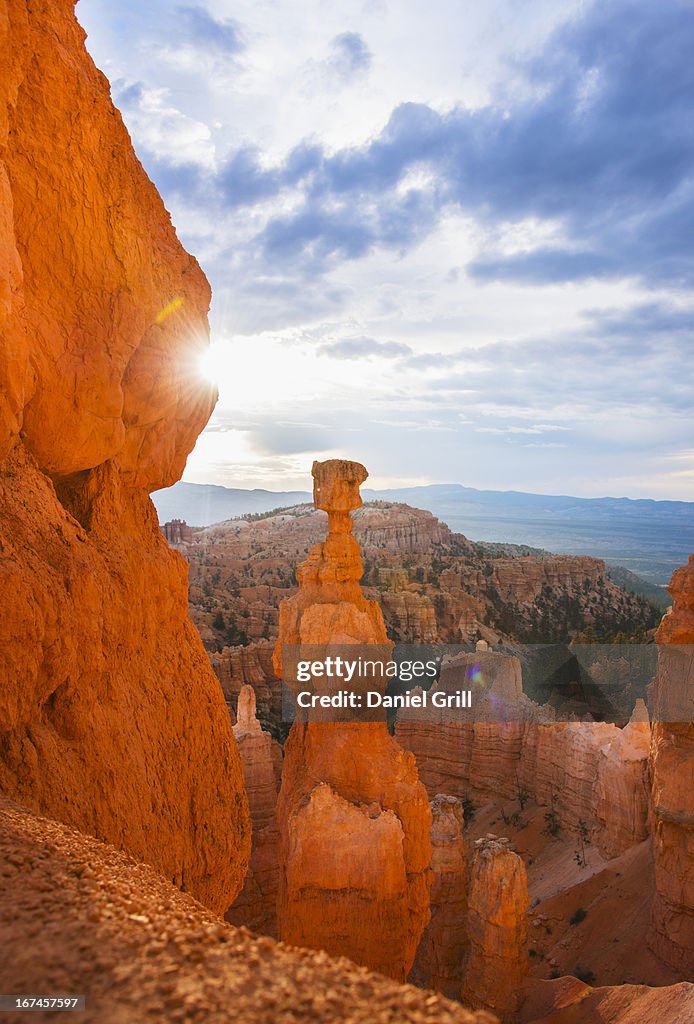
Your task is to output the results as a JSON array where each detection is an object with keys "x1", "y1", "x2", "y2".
[
  {"x1": 396, "y1": 649, "x2": 651, "y2": 858},
  {"x1": 0, "y1": 0, "x2": 250, "y2": 913}
]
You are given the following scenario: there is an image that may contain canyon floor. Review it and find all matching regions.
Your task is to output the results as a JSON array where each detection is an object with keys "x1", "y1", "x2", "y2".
[{"x1": 465, "y1": 798, "x2": 680, "y2": 994}]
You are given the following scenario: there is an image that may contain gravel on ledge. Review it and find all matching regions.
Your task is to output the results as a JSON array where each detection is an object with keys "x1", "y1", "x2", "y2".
[{"x1": 0, "y1": 796, "x2": 497, "y2": 1024}]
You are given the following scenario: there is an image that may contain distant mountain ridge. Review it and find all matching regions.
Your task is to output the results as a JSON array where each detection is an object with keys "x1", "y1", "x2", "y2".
[
  {"x1": 364, "y1": 483, "x2": 694, "y2": 520},
  {"x1": 152, "y1": 480, "x2": 694, "y2": 586},
  {"x1": 152, "y1": 481, "x2": 311, "y2": 526}
]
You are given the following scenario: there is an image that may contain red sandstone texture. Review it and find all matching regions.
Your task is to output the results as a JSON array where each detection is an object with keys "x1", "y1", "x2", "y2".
[
  {"x1": 396, "y1": 649, "x2": 651, "y2": 858},
  {"x1": 462, "y1": 837, "x2": 528, "y2": 1022},
  {"x1": 172, "y1": 503, "x2": 657, "y2": 739},
  {"x1": 226, "y1": 685, "x2": 282, "y2": 937},
  {"x1": 657, "y1": 555, "x2": 694, "y2": 644},
  {"x1": 0, "y1": 0, "x2": 249, "y2": 912},
  {"x1": 410, "y1": 794, "x2": 469, "y2": 998},
  {"x1": 522, "y1": 975, "x2": 694, "y2": 1023},
  {"x1": 274, "y1": 460, "x2": 432, "y2": 981},
  {"x1": 461, "y1": 797, "x2": 684, "y2": 996},
  {"x1": 174, "y1": 502, "x2": 655, "y2": 657},
  {"x1": 0, "y1": 796, "x2": 496, "y2": 1024},
  {"x1": 211, "y1": 641, "x2": 280, "y2": 733},
  {"x1": 649, "y1": 554, "x2": 694, "y2": 972}
]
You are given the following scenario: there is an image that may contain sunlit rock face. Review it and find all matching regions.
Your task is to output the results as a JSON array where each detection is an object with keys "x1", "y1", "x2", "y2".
[
  {"x1": 461, "y1": 837, "x2": 528, "y2": 1022},
  {"x1": 274, "y1": 460, "x2": 432, "y2": 982},
  {"x1": 0, "y1": 0, "x2": 250, "y2": 913},
  {"x1": 226, "y1": 685, "x2": 282, "y2": 936},
  {"x1": 594, "y1": 699, "x2": 651, "y2": 858},
  {"x1": 649, "y1": 555, "x2": 694, "y2": 972}
]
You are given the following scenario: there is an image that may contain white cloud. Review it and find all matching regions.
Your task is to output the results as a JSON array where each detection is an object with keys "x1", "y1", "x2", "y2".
[
  {"x1": 76, "y1": 0, "x2": 694, "y2": 501},
  {"x1": 115, "y1": 84, "x2": 216, "y2": 168}
]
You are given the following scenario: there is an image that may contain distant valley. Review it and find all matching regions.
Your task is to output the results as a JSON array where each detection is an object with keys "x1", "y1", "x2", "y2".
[
  {"x1": 163, "y1": 501, "x2": 661, "y2": 740},
  {"x1": 153, "y1": 480, "x2": 694, "y2": 587}
]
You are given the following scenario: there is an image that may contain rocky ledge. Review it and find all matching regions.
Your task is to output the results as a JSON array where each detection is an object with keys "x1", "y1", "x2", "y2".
[{"x1": 0, "y1": 796, "x2": 495, "y2": 1024}]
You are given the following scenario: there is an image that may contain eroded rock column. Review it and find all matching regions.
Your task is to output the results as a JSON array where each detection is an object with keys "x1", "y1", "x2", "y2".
[
  {"x1": 410, "y1": 794, "x2": 468, "y2": 998},
  {"x1": 461, "y1": 837, "x2": 528, "y2": 1022},
  {"x1": 273, "y1": 459, "x2": 432, "y2": 981},
  {"x1": 226, "y1": 685, "x2": 282, "y2": 936},
  {"x1": 595, "y1": 698, "x2": 651, "y2": 858}
]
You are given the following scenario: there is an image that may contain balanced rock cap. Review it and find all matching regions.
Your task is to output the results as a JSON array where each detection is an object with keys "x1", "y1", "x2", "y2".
[{"x1": 312, "y1": 459, "x2": 368, "y2": 514}]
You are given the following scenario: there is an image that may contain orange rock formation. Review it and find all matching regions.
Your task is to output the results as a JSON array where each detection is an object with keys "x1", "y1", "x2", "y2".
[
  {"x1": 649, "y1": 554, "x2": 694, "y2": 972},
  {"x1": 410, "y1": 794, "x2": 469, "y2": 998},
  {"x1": 462, "y1": 837, "x2": 528, "y2": 1022},
  {"x1": 273, "y1": 460, "x2": 432, "y2": 981},
  {"x1": 396, "y1": 649, "x2": 651, "y2": 858},
  {"x1": 179, "y1": 502, "x2": 655, "y2": 656},
  {"x1": 211, "y1": 641, "x2": 283, "y2": 736},
  {"x1": 594, "y1": 700, "x2": 651, "y2": 858},
  {"x1": 226, "y1": 685, "x2": 282, "y2": 936},
  {"x1": 0, "y1": 0, "x2": 249, "y2": 912}
]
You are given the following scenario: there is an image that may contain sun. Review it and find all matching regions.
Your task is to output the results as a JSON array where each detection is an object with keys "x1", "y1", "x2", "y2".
[{"x1": 197, "y1": 344, "x2": 222, "y2": 385}]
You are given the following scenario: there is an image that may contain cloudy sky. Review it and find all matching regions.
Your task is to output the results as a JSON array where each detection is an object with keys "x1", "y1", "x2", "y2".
[{"x1": 78, "y1": 0, "x2": 694, "y2": 499}]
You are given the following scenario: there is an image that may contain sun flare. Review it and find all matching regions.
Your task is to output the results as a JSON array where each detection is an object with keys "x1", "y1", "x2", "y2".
[{"x1": 197, "y1": 345, "x2": 220, "y2": 385}]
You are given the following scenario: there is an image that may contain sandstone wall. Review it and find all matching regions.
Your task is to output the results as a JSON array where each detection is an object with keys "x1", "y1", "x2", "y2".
[
  {"x1": 396, "y1": 651, "x2": 651, "y2": 858},
  {"x1": 410, "y1": 794, "x2": 469, "y2": 998},
  {"x1": 0, "y1": 0, "x2": 250, "y2": 913},
  {"x1": 226, "y1": 686, "x2": 281, "y2": 936},
  {"x1": 490, "y1": 556, "x2": 604, "y2": 605},
  {"x1": 649, "y1": 555, "x2": 694, "y2": 973},
  {"x1": 357, "y1": 504, "x2": 460, "y2": 555},
  {"x1": 461, "y1": 837, "x2": 528, "y2": 1022},
  {"x1": 380, "y1": 590, "x2": 438, "y2": 642}
]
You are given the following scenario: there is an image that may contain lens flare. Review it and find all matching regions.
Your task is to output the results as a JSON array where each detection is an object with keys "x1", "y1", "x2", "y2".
[
  {"x1": 155, "y1": 295, "x2": 185, "y2": 324},
  {"x1": 465, "y1": 662, "x2": 486, "y2": 688}
]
